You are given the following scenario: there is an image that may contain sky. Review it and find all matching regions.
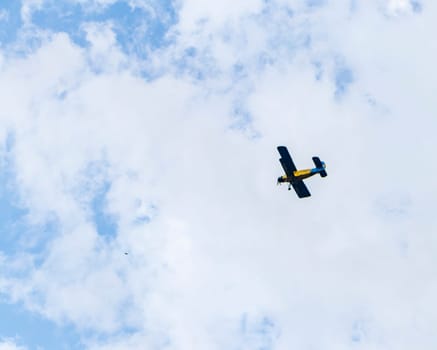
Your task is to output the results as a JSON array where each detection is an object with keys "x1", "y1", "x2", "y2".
[{"x1": 0, "y1": 0, "x2": 436, "y2": 349}]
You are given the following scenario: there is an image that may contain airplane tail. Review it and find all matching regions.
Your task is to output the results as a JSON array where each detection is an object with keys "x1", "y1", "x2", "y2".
[{"x1": 312, "y1": 157, "x2": 327, "y2": 177}]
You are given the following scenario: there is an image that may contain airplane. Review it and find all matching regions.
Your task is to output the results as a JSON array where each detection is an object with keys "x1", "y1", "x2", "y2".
[{"x1": 277, "y1": 146, "x2": 327, "y2": 198}]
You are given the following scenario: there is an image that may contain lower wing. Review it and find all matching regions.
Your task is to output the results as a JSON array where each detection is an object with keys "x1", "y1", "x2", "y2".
[{"x1": 292, "y1": 181, "x2": 311, "y2": 198}]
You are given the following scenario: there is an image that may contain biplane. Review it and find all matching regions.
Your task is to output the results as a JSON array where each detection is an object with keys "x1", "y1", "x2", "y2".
[{"x1": 277, "y1": 146, "x2": 327, "y2": 198}]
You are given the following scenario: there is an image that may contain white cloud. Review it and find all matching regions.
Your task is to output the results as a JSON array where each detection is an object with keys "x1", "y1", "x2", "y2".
[
  {"x1": 83, "y1": 22, "x2": 128, "y2": 73},
  {"x1": 0, "y1": 9, "x2": 9, "y2": 22},
  {"x1": 176, "y1": 0, "x2": 265, "y2": 33},
  {"x1": 1, "y1": 1, "x2": 437, "y2": 349},
  {"x1": 385, "y1": 0, "x2": 414, "y2": 15},
  {"x1": 21, "y1": 0, "x2": 44, "y2": 25},
  {"x1": 0, "y1": 339, "x2": 27, "y2": 350}
]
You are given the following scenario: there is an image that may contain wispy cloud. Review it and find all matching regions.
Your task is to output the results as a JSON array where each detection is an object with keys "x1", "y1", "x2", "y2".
[
  {"x1": 385, "y1": 0, "x2": 422, "y2": 15},
  {"x1": 0, "y1": 339, "x2": 27, "y2": 350},
  {"x1": 0, "y1": 9, "x2": 9, "y2": 22}
]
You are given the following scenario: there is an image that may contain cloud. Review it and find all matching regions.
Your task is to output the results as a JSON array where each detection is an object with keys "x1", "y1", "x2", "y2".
[
  {"x1": 20, "y1": 0, "x2": 44, "y2": 25},
  {"x1": 0, "y1": 339, "x2": 27, "y2": 350},
  {"x1": 1, "y1": 1, "x2": 437, "y2": 349},
  {"x1": 0, "y1": 9, "x2": 9, "y2": 22},
  {"x1": 385, "y1": 0, "x2": 421, "y2": 15}
]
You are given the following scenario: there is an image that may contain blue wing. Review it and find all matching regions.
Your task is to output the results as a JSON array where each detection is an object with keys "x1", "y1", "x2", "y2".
[{"x1": 292, "y1": 181, "x2": 311, "y2": 198}]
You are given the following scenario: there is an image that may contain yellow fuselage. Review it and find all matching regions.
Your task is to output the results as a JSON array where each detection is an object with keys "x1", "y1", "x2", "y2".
[{"x1": 279, "y1": 168, "x2": 317, "y2": 183}]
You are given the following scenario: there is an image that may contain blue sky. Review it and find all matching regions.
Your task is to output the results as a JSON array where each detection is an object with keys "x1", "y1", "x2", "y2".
[
  {"x1": 1, "y1": 1, "x2": 436, "y2": 349},
  {"x1": 31, "y1": 1, "x2": 177, "y2": 53},
  {"x1": 0, "y1": 0, "x2": 22, "y2": 46},
  {"x1": 0, "y1": 302, "x2": 82, "y2": 350}
]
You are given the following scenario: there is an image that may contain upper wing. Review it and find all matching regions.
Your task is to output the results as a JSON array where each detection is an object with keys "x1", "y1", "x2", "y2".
[
  {"x1": 277, "y1": 146, "x2": 297, "y2": 177},
  {"x1": 292, "y1": 181, "x2": 311, "y2": 198}
]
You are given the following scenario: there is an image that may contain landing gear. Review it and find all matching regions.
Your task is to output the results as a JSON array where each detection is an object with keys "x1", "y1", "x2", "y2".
[{"x1": 288, "y1": 185, "x2": 291, "y2": 191}]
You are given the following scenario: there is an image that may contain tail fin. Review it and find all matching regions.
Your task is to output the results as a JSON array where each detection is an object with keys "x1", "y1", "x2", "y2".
[{"x1": 312, "y1": 157, "x2": 327, "y2": 177}]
